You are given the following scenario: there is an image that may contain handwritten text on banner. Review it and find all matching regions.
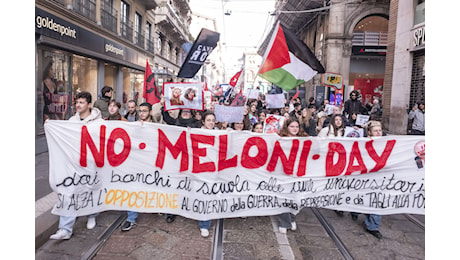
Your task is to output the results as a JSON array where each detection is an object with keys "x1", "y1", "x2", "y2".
[{"x1": 45, "y1": 120, "x2": 425, "y2": 219}]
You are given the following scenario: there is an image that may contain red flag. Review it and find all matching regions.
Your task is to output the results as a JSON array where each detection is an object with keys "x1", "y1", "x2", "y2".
[
  {"x1": 229, "y1": 70, "x2": 242, "y2": 87},
  {"x1": 143, "y1": 60, "x2": 160, "y2": 105},
  {"x1": 230, "y1": 91, "x2": 246, "y2": 106},
  {"x1": 291, "y1": 90, "x2": 300, "y2": 101}
]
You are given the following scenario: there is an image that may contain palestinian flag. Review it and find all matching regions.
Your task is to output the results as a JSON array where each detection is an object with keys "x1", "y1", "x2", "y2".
[{"x1": 258, "y1": 22, "x2": 325, "y2": 91}]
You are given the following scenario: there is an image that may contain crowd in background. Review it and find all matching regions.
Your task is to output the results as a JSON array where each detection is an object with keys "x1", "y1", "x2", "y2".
[{"x1": 49, "y1": 85, "x2": 424, "y2": 241}]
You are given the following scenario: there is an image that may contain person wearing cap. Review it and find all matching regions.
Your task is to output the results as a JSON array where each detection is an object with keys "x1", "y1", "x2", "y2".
[{"x1": 408, "y1": 101, "x2": 425, "y2": 135}]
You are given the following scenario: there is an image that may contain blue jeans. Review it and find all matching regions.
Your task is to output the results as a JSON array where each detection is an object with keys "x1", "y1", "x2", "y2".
[
  {"x1": 58, "y1": 214, "x2": 97, "y2": 235},
  {"x1": 199, "y1": 220, "x2": 211, "y2": 229},
  {"x1": 365, "y1": 214, "x2": 382, "y2": 231},
  {"x1": 127, "y1": 211, "x2": 138, "y2": 223}
]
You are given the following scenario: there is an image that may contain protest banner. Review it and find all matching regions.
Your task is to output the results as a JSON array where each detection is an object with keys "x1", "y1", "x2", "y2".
[
  {"x1": 265, "y1": 93, "x2": 285, "y2": 109},
  {"x1": 163, "y1": 82, "x2": 204, "y2": 111},
  {"x1": 246, "y1": 89, "x2": 259, "y2": 99},
  {"x1": 263, "y1": 114, "x2": 285, "y2": 134},
  {"x1": 177, "y1": 28, "x2": 220, "y2": 78},
  {"x1": 45, "y1": 120, "x2": 425, "y2": 220},
  {"x1": 214, "y1": 104, "x2": 245, "y2": 123}
]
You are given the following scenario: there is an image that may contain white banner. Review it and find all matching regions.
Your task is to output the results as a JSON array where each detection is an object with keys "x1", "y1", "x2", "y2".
[
  {"x1": 265, "y1": 93, "x2": 285, "y2": 108},
  {"x1": 214, "y1": 104, "x2": 245, "y2": 123},
  {"x1": 45, "y1": 120, "x2": 425, "y2": 220}
]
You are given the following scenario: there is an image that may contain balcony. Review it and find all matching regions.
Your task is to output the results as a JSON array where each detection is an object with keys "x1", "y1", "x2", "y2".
[
  {"x1": 155, "y1": 3, "x2": 188, "y2": 41},
  {"x1": 72, "y1": 0, "x2": 96, "y2": 22},
  {"x1": 146, "y1": 37, "x2": 155, "y2": 53},
  {"x1": 352, "y1": 31, "x2": 388, "y2": 46},
  {"x1": 134, "y1": 31, "x2": 145, "y2": 49},
  {"x1": 120, "y1": 19, "x2": 133, "y2": 42},
  {"x1": 101, "y1": 1, "x2": 117, "y2": 33}
]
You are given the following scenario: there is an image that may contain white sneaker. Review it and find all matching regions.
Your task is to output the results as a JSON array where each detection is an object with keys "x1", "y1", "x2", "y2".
[
  {"x1": 200, "y1": 228, "x2": 209, "y2": 237},
  {"x1": 87, "y1": 216, "x2": 96, "y2": 230},
  {"x1": 291, "y1": 221, "x2": 297, "y2": 231},
  {"x1": 50, "y1": 229, "x2": 71, "y2": 240},
  {"x1": 279, "y1": 227, "x2": 287, "y2": 234}
]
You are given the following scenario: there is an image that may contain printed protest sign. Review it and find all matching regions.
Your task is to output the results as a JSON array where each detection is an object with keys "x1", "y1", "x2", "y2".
[
  {"x1": 356, "y1": 114, "x2": 370, "y2": 125},
  {"x1": 45, "y1": 120, "x2": 425, "y2": 220},
  {"x1": 324, "y1": 104, "x2": 335, "y2": 115},
  {"x1": 265, "y1": 94, "x2": 285, "y2": 108},
  {"x1": 263, "y1": 114, "x2": 285, "y2": 134},
  {"x1": 344, "y1": 126, "x2": 364, "y2": 137},
  {"x1": 163, "y1": 82, "x2": 204, "y2": 111},
  {"x1": 214, "y1": 104, "x2": 245, "y2": 123}
]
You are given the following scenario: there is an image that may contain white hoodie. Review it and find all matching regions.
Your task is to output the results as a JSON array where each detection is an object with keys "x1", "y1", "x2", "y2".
[{"x1": 69, "y1": 107, "x2": 102, "y2": 122}]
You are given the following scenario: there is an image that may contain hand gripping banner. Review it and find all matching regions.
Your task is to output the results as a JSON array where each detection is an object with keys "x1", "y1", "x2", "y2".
[{"x1": 45, "y1": 120, "x2": 425, "y2": 220}]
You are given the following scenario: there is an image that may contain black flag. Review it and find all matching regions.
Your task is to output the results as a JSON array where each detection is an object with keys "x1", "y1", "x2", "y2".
[{"x1": 177, "y1": 28, "x2": 220, "y2": 78}]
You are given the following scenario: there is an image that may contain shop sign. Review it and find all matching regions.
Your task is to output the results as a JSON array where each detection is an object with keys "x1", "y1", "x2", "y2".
[
  {"x1": 352, "y1": 46, "x2": 387, "y2": 56},
  {"x1": 413, "y1": 26, "x2": 425, "y2": 48},
  {"x1": 36, "y1": 7, "x2": 140, "y2": 68}
]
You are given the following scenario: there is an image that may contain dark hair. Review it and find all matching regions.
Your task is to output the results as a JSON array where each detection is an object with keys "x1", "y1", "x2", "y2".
[
  {"x1": 201, "y1": 111, "x2": 215, "y2": 123},
  {"x1": 328, "y1": 114, "x2": 345, "y2": 137},
  {"x1": 307, "y1": 104, "x2": 316, "y2": 109},
  {"x1": 184, "y1": 88, "x2": 197, "y2": 101},
  {"x1": 43, "y1": 60, "x2": 53, "y2": 79},
  {"x1": 76, "y1": 91, "x2": 92, "y2": 104},
  {"x1": 350, "y1": 90, "x2": 359, "y2": 98},
  {"x1": 127, "y1": 99, "x2": 137, "y2": 105},
  {"x1": 139, "y1": 102, "x2": 152, "y2": 111},
  {"x1": 101, "y1": 86, "x2": 113, "y2": 96},
  {"x1": 109, "y1": 100, "x2": 121, "y2": 109},
  {"x1": 252, "y1": 122, "x2": 263, "y2": 132}
]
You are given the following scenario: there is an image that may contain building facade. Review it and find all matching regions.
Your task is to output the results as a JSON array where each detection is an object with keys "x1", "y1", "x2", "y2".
[
  {"x1": 35, "y1": 0, "x2": 192, "y2": 151},
  {"x1": 259, "y1": 0, "x2": 425, "y2": 133}
]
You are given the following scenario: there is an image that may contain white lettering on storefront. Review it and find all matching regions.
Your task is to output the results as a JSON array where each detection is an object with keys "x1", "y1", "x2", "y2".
[
  {"x1": 105, "y1": 44, "x2": 124, "y2": 57},
  {"x1": 36, "y1": 15, "x2": 77, "y2": 39}
]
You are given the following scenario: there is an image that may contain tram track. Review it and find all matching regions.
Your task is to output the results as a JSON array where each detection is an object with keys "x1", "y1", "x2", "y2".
[
  {"x1": 80, "y1": 214, "x2": 125, "y2": 260},
  {"x1": 404, "y1": 214, "x2": 425, "y2": 230},
  {"x1": 312, "y1": 208, "x2": 354, "y2": 260}
]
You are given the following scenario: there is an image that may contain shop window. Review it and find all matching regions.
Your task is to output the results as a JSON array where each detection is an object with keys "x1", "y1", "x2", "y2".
[
  {"x1": 104, "y1": 63, "x2": 118, "y2": 96},
  {"x1": 36, "y1": 48, "x2": 71, "y2": 135},
  {"x1": 409, "y1": 50, "x2": 425, "y2": 108},
  {"x1": 414, "y1": 0, "x2": 425, "y2": 25},
  {"x1": 72, "y1": 55, "x2": 98, "y2": 111},
  {"x1": 122, "y1": 67, "x2": 144, "y2": 109}
]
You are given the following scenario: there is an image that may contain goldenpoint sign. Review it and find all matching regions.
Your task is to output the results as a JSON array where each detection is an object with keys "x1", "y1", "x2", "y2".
[{"x1": 45, "y1": 120, "x2": 425, "y2": 220}]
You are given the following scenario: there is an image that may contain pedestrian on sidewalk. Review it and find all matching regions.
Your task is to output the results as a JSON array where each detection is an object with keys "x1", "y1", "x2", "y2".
[
  {"x1": 408, "y1": 101, "x2": 425, "y2": 135},
  {"x1": 49, "y1": 91, "x2": 102, "y2": 240},
  {"x1": 276, "y1": 118, "x2": 307, "y2": 234}
]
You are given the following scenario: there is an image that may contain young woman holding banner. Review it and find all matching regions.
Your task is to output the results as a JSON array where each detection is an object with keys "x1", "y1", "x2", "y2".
[
  {"x1": 349, "y1": 121, "x2": 384, "y2": 239},
  {"x1": 276, "y1": 118, "x2": 307, "y2": 234},
  {"x1": 198, "y1": 111, "x2": 219, "y2": 237}
]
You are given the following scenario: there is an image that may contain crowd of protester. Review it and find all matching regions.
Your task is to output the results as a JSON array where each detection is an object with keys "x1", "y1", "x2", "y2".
[{"x1": 49, "y1": 86, "x2": 424, "y2": 241}]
